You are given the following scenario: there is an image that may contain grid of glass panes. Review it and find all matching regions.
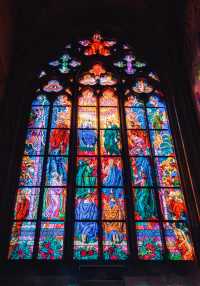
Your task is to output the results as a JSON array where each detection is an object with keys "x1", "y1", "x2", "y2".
[
  {"x1": 74, "y1": 87, "x2": 129, "y2": 261},
  {"x1": 8, "y1": 95, "x2": 71, "y2": 259},
  {"x1": 125, "y1": 91, "x2": 194, "y2": 261}
]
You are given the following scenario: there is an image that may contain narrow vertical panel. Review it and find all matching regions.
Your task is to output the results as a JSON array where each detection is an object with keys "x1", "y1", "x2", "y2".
[
  {"x1": 127, "y1": 130, "x2": 150, "y2": 155},
  {"x1": 134, "y1": 188, "x2": 158, "y2": 220},
  {"x1": 78, "y1": 107, "x2": 97, "y2": 129},
  {"x1": 159, "y1": 189, "x2": 187, "y2": 220},
  {"x1": 75, "y1": 188, "x2": 98, "y2": 220},
  {"x1": 100, "y1": 129, "x2": 121, "y2": 155},
  {"x1": 102, "y1": 188, "x2": 125, "y2": 220},
  {"x1": 51, "y1": 106, "x2": 71, "y2": 128},
  {"x1": 46, "y1": 157, "x2": 68, "y2": 186},
  {"x1": 125, "y1": 108, "x2": 146, "y2": 129},
  {"x1": 42, "y1": 188, "x2": 67, "y2": 220},
  {"x1": 24, "y1": 129, "x2": 47, "y2": 155},
  {"x1": 155, "y1": 157, "x2": 181, "y2": 187},
  {"x1": 100, "y1": 107, "x2": 120, "y2": 129},
  {"x1": 14, "y1": 188, "x2": 40, "y2": 220},
  {"x1": 136, "y1": 222, "x2": 163, "y2": 260},
  {"x1": 28, "y1": 106, "x2": 49, "y2": 128},
  {"x1": 38, "y1": 222, "x2": 64, "y2": 259},
  {"x1": 49, "y1": 129, "x2": 70, "y2": 155},
  {"x1": 76, "y1": 157, "x2": 97, "y2": 187},
  {"x1": 150, "y1": 130, "x2": 175, "y2": 156},
  {"x1": 130, "y1": 157, "x2": 153, "y2": 187},
  {"x1": 74, "y1": 222, "x2": 98, "y2": 260},
  {"x1": 163, "y1": 222, "x2": 194, "y2": 261},
  {"x1": 8, "y1": 222, "x2": 36, "y2": 259},
  {"x1": 147, "y1": 108, "x2": 169, "y2": 129},
  {"x1": 103, "y1": 222, "x2": 128, "y2": 260},
  {"x1": 101, "y1": 157, "x2": 123, "y2": 187},
  {"x1": 77, "y1": 129, "x2": 98, "y2": 156},
  {"x1": 19, "y1": 156, "x2": 43, "y2": 186}
]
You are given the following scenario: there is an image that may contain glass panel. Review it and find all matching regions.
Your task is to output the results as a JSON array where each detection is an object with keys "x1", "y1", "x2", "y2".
[
  {"x1": 147, "y1": 108, "x2": 169, "y2": 130},
  {"x1": 76, "y1": 157, "x2": 97, "y2": 187},
  {"x1": 78, "y1": 88, "x2": 97, "y2": 106},
  {"x1": 75, "y1": 188, "x2": 98, "y2": 220},
  {"x1": 19, "y1": 156, "x2": 43, "y2": 186},
  {"x1": 8, "y1": 222, "x2": 36, "y2": 259},
  {"x1": 124, "y1": 95, "x2": 144, "y2": 107},
  {"x1": 100, "y1": 107, "x2": 120, "y2": 129},
  {"x1": 127, "y1": 130, "x2": 150, "y2": 155},
  {"x1": 74, "y1": 222, "x2": 98, "y2": 260},
  {"x1": 46, "y1": 157, "x2": 68, "y2": 186},
  {"x1": 24, "y1": 129, "x2": 47, "y2": 155},
  {"x1": 101, "y1": 157, "x2": 123, "y2": 187},
  {"x1": 42, "y1": 188, "x2": 67, "y2": 220},
  {"x1": 136, "y1": 222, "x2": 163, "y2": 260},
  {"x1": 102, "y1": 188, "x2": 125, "y2": 220},
  {"x1": 100, "y1": 129, "x2": 121, "y2": 155},
  {"x1": 32, "y1": 95, "x2": 50, "y2": 106},
  {"x1": 38, "y1": 222, "x2": 64, "y2": 259},
  {"x1": 159, "y1": 189, "x2": 187, "y2": 220},
  {"x1": 103, "y1": 222, "x2": 128, "y2": 260},
  {"x1": 100, "y1": 88, "x2": 118, "y2": 106},
  {"x1": 28, "y1": 106, "x2": 49, "y2": 128},
  {"x1": 134, "y1": 188, "x2": 158, "y2": 220},
  {"x1": 14, "y1": 188, "x2": 40, "y2": 220},
  {"x1": 49, "y1": 129, "x2": 70, "y2": 155},
  {"x1": 53, "y1": 95, "x2": 71, "y2": 106},
  {"x1": 163, "y1": 222, "x2": 194, "y2": 261},
  {"x1": 125, "y1": 108, "x2": 146, "y2": 129},
  {"x1": 150, "y1": 130, "x2": 175, "y2": 156},
  {"x1": 51, "y1": 106, "x2": 71, "y2": 129},
  {"x1": 130, "y1": 157, "x2": 153, "y2": 187},
  {"x1": 77, "y1": 129, "x2": 97, "y2": 156},
  {"x1": 155, "y1": 157, "x2": 181, "y2": 187},
  {"x1": 78, "y1": 107, "x2": 97, "y2": 129},
  {"x1": 146, "y1": 94, "x2": 166, "y2": 108}
]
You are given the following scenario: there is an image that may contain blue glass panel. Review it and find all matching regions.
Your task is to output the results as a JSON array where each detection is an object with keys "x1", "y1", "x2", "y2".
[
  {"x1": 28, "y1": 106, "x2": 49, "y2": 128},
  {"x1": 32, "y1": 95, "x2": 50, "y2": 106},
  {"x1": 74, "y1": 222, "x2": 98, "y2": 260},
  {"x1": 75, "y1": 188, "x2": 98, "y2": 220},
  {"x1": 130, "y1": 157, "x2": 153, "y2": 187},
  {"x1": 46, "y1": 157, "x2": 68, "y2": 186}
]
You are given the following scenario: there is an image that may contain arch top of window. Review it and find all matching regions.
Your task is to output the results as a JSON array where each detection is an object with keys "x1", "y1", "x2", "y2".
[{"x1": 36, "y1": 32, "x2": 161, "y2": 97}]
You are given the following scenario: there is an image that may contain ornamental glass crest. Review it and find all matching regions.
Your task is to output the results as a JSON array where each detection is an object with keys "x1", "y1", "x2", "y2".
[{"x1": 8, "y1": 33, "x2": 195, "y2": 262}]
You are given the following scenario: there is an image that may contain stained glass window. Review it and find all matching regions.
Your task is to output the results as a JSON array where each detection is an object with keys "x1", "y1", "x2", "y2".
[{"x1": 9, "y1": 33, "x2": 195, "y2": 263}]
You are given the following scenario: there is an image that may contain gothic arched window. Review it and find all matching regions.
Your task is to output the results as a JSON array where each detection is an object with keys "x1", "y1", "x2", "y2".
[{"x1": 8, "y1": 33, "x2": 195, "y2": 262}]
